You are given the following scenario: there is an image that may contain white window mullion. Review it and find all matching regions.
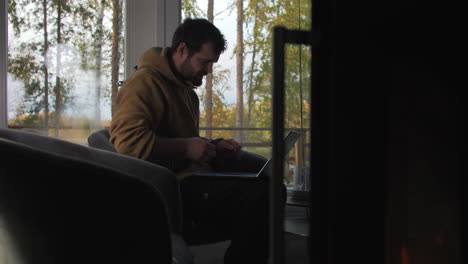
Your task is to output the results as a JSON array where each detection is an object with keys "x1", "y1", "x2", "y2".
[
  {"x1": 0, "y1": 0, "x2": 7, "y2": 128},
  {"x1": 125, "y1": 0, "x2": 180, "y2": 78},
  {"x1": 164, "y1": 0, "x2": 181, "y2": 46}
]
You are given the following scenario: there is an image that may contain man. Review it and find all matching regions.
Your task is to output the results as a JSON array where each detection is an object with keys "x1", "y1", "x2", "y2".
[{"x1": 110, "y1": 18, "x2": 274, "y2": 264}]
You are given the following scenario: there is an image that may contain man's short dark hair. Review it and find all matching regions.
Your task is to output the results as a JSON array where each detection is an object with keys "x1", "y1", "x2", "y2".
[{"x1": 171, "y1": 18, "x2": 227, "y2": 55}]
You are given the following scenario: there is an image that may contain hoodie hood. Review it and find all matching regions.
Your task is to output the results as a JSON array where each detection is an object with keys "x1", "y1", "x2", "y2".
[{"x1": 138, "y1": 47, "x2": 194, "y2": 89}]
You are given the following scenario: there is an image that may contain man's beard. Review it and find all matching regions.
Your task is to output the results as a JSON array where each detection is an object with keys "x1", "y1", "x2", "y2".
[
  {"x1": 190, "y1": 76, "x2": 203, "y2": 87},
  {"x1": 180, "y1": 59, "x2": 204, "y2": 86}
]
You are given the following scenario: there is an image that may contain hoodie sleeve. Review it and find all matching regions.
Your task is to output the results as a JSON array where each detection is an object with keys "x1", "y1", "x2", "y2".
[{"x1": 109, "y1": 71, "x2": 165, "y2": 162}]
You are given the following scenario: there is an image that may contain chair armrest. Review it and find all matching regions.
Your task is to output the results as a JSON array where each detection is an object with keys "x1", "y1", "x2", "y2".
[{"x1": 87, "y1": 128, "x2": 117, "y2": 152}]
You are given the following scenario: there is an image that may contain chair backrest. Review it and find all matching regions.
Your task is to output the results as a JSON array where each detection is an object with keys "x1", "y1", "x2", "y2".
[
  {"x1": 88, "y1": 128, "x2": 117, "y2": 152},
  {"x1": 0, "y1": 137, "x2": 172, "y2": 264},
  {"x1": 0, "y1": 128, "x2": 182, "y2": 234}
]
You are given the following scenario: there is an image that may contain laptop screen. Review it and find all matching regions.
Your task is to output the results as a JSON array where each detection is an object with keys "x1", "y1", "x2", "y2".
[{"x1": 258, "y1": 130, "x2": 302, "y2": 176}]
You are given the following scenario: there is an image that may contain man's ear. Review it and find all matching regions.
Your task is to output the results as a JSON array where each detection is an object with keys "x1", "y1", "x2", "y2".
[{"x1": 176, "y1": 42, "x2": 189, "y2": 58}]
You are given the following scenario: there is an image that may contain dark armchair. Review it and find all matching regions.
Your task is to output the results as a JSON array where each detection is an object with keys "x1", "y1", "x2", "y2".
[{"x1": 0, "y1": 128, "x2": 192, "y2": 264}]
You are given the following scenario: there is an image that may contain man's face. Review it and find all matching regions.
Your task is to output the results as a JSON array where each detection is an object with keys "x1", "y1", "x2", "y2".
[{"x1": 179, "y1": 42, "x2": 219, "y2": 86}]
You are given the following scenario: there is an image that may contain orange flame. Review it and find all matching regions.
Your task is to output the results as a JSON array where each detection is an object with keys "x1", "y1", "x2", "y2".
[{"x1": 401, "y1": 245, "x2": 410, "y2": 264}]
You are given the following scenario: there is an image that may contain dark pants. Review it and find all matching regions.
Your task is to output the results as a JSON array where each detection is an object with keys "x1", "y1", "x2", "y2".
[{"x1": 179, "y1": 151, "x2": 286, "y2": 264}]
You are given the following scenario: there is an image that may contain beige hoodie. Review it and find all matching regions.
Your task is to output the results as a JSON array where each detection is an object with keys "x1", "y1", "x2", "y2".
[{"x1": 110, "y1": 47, "x2": 211, "y2": 181}]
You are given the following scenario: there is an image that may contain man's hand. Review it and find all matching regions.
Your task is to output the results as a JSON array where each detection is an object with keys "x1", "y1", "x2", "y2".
[
  {"x1": 185, "y1": 137, "x2": 217, "y2": 162},
  {"x1": 213, "y1": 138, "x2": 242, "y2": 159}
]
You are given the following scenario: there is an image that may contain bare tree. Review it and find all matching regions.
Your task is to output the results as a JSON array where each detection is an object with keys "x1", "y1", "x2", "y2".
[
  {"x1": 43, "y1": 0, "x2": 49, "y2": 134},
  {"x1": 246, "y1": 1, "x2": 259, "y2": 130},
  {"x1": 53, "y1": 0, "x2": 63, "y2": 137},
  {"x1": 111, "y1": 0, "x2": 123, "y2": 116},
  {"x1": 93, "y1": 0, "x2": 106, "y2": 128},
  {"x1": 236, "y1": 0, "x2": 244, "y2": 142},
  {"x1": 204, "y1": 0, "x2": 214, "y2": 138}
]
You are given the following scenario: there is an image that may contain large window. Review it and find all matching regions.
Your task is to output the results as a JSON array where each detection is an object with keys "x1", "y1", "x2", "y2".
[
  {"x1": 3, "y1": 0, "x2": 311, "y2": 185},
  {"x1": 6, "y1": 0, "x2": 125, "y2": 144},
  {"x1": 182, "y1": 0, "x2": 311, "y2": 185}
]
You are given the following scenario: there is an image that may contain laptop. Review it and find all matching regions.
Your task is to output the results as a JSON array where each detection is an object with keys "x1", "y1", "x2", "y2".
[{"x1": 192, "y1": 130, "x2": 302, "y2": 179}]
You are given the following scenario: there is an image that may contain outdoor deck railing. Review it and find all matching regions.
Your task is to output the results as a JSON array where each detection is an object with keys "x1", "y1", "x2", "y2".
[
  {"x1": 7, "y1": 125, "x2": 310, "y2": 149},
  {"x1": 199, "y1": 127, "x2": 310, "y2": 148}
]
